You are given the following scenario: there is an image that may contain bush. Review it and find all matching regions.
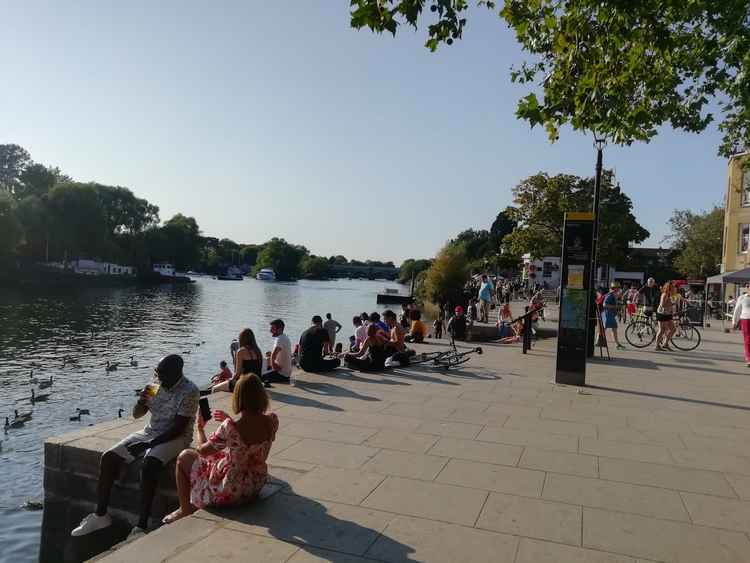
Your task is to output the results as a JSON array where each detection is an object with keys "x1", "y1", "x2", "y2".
[{"x1": 422, "y1": 243, "x2": 469, "y2": 306}]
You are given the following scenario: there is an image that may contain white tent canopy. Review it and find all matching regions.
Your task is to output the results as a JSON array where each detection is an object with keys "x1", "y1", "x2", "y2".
[{"x1": 705, "y1": 268, "x2": 750, "y2": 329}]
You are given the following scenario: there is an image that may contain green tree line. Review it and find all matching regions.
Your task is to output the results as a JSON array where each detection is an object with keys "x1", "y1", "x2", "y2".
[{"x1": 0, "y1": 144, "x2": 396, "y2": 281}]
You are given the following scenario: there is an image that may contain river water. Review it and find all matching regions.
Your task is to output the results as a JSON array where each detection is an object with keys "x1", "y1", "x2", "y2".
[{"x1": 0, "y1": 277, "x2": 402, "y2": 562}]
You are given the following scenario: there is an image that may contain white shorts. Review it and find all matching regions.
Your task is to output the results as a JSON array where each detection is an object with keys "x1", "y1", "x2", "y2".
[{"x1": 107, "y1": 431, "x2": 190, "y2": 465}]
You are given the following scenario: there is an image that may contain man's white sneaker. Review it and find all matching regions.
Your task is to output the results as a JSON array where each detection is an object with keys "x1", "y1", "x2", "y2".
[
  {"x1": 71, "y1": 513, "x2": 112, "y2": 537},
  {"x1": 127, "y1": 526, "x2": 147, "y2": 540}
]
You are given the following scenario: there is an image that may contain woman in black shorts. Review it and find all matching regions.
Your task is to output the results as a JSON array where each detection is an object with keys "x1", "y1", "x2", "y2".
[{"x1": 655, "y1": 281, "x2": 676, "y2": 351}]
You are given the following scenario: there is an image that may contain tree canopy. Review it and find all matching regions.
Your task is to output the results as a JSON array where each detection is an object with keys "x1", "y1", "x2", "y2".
[
  {"x1": 666, "y1": 206, "x2": 724, "y2": 278},
  {"x1": 398, "y1": 258, "x2": 433, "y2": 283},
  {"x1": 503, "y1": 171, "x2": 649, "y2": 266},
  {"x1": 254, "y1": 238, "x2": 309, "y2": 281},
  {"x1": 422, "y1": 242, "x2": 470, "y2": 305},
  {"x1": 349, "y1": 1, "x2": 750, "y2": 156}
]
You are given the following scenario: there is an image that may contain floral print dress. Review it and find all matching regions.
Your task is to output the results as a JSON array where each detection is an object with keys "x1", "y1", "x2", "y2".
[{"x1": 190, "y1": 413, "x2": 278, "y2": 509}]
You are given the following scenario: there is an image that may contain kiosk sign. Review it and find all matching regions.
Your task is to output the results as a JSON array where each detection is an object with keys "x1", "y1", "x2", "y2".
[{"x1": 555, "y1": 212, "x2": 595, "y2": 385}]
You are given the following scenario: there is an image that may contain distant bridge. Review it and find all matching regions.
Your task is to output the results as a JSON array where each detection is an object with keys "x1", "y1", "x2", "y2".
[{"x1": 329, "y1": 264, "x2": 399, "y2": 280}]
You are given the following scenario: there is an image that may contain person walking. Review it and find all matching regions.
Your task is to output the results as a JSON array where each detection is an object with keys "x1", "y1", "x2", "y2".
[
  {"x1": 477, "y1": 274, "x2": 494, "y2": 323},
  {"x1": 323, "y1": 313, "x2": 342, "y2": 354},
  {"x1": 733, "y1": 284, "x2": 750, "y2": 367},
  {"x1": 625, "y1": 285, "x2": 640, "y2": 322},
  {"x1": 602, "y1": 283, "x2": 626, "y2": 350},
  {"x1": 655, "y1": 281, "x2": 677, "y2": 351}
]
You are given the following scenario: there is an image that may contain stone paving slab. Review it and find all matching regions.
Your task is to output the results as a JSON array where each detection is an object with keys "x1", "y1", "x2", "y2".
[
  {"x1": 361, "y1": 476, "x2": 488, "y2": 526},
  {"x1": 435, "y1": 458, "x2": 545, "y2": 497},
  {"x1": 476, "y1": 492, "x2": 582, "y2": 546},
  {"x1": 87, "y1": 322, "x2": 750, "y2": 562}
]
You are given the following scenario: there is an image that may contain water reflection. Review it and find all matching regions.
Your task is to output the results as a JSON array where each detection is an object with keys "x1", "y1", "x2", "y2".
[{"x1": 0, "y1": 278, "x2": 399, "y2": 562}]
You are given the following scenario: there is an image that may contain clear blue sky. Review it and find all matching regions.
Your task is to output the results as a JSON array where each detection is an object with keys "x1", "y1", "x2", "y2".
[{"x1": 1, "y1": 1, "x2": 726, "y2": 264}]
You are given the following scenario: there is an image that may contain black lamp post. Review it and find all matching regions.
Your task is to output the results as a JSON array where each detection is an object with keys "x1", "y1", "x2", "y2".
[{"x1": 587, "y1": 137, "x2": 606, "y2": 357}]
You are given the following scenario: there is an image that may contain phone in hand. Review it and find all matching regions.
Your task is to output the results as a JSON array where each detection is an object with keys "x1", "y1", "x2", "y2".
[{"x1": 199, "y1": 397, "x2": 212, "y2": 422}]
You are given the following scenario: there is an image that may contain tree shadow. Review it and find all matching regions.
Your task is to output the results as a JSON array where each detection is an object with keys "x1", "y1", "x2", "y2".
[
  {"x1": 269, "y1": 391, "x2": 345, "y2": 412},
  {"x1": 318, "y1": 368, "x2": 411, "y2": 387},
  {"x1": 383, "y1": 368, "x2": 460, "y2": 386},
  {"x1": 585, "y1": 384, "x2": 750, "y2": 413},
  {"x1": 200, "y1": 488, "x2": 414, "y2": 562},
  {"x1": 293, "y1": 381, "x2": 382, "y2": 402}
]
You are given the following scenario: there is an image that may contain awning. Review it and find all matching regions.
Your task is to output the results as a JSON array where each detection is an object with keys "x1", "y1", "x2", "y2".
[{"x1": 705, "y1": 267, "x2": 750, "y2": 284}]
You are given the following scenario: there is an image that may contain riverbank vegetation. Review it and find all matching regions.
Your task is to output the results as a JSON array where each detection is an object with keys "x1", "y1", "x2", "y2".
[{"x1": 0, "y1": 144, "x2": 395, "y2": 281}]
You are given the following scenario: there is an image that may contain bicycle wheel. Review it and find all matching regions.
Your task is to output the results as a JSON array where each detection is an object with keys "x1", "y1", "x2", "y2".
[
  {"x1": 625, "y1": 321, "x2": 656, "y2": 348},
  {"x1": 671, "y1": 325, "x2": 701, "y2": 351}
]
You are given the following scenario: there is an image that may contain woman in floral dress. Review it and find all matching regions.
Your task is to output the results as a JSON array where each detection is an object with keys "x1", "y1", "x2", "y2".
[{"x1": 163, "y1": 374, "x2": 278, "y2": 523}]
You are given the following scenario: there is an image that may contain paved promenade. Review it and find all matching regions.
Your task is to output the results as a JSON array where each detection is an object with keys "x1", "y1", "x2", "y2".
[{"x1": 93, "y1": 324, "x2": 750, "y2": 563}]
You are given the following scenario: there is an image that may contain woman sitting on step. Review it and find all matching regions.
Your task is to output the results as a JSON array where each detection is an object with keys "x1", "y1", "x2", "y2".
[{"x1": 163, "y1": 374, "x2": 278, "y2": 524}]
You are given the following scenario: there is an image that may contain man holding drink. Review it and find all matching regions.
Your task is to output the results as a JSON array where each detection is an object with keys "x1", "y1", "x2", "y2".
[{"x1": 71, "y1": 354, "x2": 199, "y2": 539}]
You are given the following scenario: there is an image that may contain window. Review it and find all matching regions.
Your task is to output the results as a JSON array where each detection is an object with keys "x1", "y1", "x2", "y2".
[
  {"x1": 740, "y1": 224, "x2": 750, "y2": 253},
  {"x1": 743, "y1": 171, "x2": 750, "y2": 207}
]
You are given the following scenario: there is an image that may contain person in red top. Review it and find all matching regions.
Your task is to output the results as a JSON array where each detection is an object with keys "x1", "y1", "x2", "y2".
[{"x1": 211, "y1": 361, "x2": 233, "y2": 384}]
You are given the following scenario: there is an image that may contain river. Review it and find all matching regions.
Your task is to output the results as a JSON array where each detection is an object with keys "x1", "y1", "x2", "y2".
[{"x1": 0, "y1": 277, "x2": 403, "y2": 562}]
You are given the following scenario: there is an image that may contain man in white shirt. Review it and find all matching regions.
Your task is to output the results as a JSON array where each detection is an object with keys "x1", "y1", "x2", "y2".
[
  {"x1": 264, "y1": 319, "x2": 292, "y2": 385},
  {"x1": 732, "y1": 285, "x2": 750, "y2": 367},
  {"x1": 323, "y1": 313, "x2": 342, "y2": 354},
  {"x1": 353, "y1": 315, "x2": 368, "y2": 352}
]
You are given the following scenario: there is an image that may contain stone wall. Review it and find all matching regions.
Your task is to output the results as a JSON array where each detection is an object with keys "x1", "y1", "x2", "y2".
[{"x1": 41, "y1": 419, "x2": 181, "y2": 563}]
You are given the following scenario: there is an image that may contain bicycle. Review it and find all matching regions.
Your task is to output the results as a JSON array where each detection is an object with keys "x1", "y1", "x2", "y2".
[
  {"x1": 625, "y1": 308, "x2": 657, "y2": 348},
  {"x1": 409, "y1": 334, "x2": 482, "y2": 370},
  {"x1": 670, "y1": 313, "x2": 702, "y2": 351}
]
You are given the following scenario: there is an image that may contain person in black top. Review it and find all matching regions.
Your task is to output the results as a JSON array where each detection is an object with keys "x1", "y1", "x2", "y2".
[
  {"x1": 213, "y1": 328, "x2": 262, "y2": 393},
  {"x1": 638, "y1": 277, "x2": 660, "y2": 318},
  {"x1": 299, "y1": 316, "x2": 341, "y2": 373}
]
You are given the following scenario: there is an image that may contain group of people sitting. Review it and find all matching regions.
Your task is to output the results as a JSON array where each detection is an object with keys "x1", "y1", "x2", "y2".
[
  {"x1": 345, "y1": 309, "x2": 419, "y2": 372},
  {"x1": 69, "y1": 308, "x2": 444, "y2": 540}
]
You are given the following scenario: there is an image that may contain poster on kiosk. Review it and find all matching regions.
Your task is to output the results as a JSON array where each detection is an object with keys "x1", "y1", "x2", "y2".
[{"x1": 555, "y1": 212, "x2": 595, "y2": 386}]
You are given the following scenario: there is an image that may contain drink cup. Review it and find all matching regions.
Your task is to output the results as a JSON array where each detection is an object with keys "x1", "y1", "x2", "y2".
[{"x1": 144, "y1": 383, "x2": 160, "y2": 398}]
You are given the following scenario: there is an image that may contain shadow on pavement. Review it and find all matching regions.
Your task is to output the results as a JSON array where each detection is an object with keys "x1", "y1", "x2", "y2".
[
  {"x1": 293, "y1": 381, "x2": 382, "y2": 402},
  {"x1": 202, "y1": 488, "x2": 414, "y2": 562},
  {"x1": 586, "y1": 384, "x2": 750, "y2": 412},
  {"x1": 269, "y1": 392, "x2": 345, "y2": 412}
]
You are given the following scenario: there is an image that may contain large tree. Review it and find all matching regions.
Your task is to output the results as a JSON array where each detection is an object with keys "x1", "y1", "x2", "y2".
[
  {"x1": 155, "y1": 214, "x2": 203, "y2": 271},
  {"x1": 422, "y1": 242, "x2": 470, "y2": 305},
  {"x1": 503, "y1": 171, "x2": 649, "y2": 265},
  {"x1": 47, "y1": 183, "x2": 107, "y2": 259},
  {"x1": 349, "y1": 1, "x2": 750, "y2": 156},
  {"x1": 17, "y1": 163, "x2": 70, "y2": 200},
  {"x1": 0, "y1": 144, "x2": 31, "y2": 195},
  {"x1": 0, "y1": 191, "x2": 22, "y2": 256},
  {"x1": 666, "y1": 207, "x2": 724, "y2": 278},
  {"x1": 398, "y1": 258, "x2": 433, "y2": 283}
]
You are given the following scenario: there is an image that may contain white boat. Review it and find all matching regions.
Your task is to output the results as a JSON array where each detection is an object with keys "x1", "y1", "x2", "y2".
[
  {"x1": 256, "y1": 268, "x2": 276, "y2": 281},
  {"x1": 153, "y1": 263, "x2": 193, "y2": 283}
]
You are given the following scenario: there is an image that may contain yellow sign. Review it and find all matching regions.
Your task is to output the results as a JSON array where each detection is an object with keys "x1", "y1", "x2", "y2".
[{"x1": 568, "y1": 265, "x2": 584, "y2": 289}]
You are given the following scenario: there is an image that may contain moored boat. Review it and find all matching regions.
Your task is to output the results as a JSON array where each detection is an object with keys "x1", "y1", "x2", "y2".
[
  {"x1": 153, "y1": 263, "x2": 194, "y2": 283},
  {"x1": 256, "y1": 268, "x2": 276, "y2": 281}
]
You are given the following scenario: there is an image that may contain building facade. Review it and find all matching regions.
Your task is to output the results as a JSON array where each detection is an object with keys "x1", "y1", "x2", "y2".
[{"x1": 722, "y1": 152, "x2": 750, "y2": 273}]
